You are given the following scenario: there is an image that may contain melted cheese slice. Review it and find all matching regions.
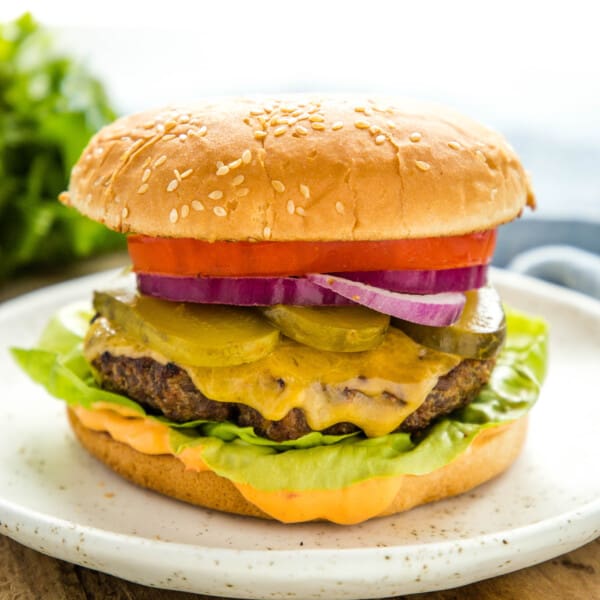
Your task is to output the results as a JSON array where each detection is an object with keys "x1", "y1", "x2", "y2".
[{"x1": 85, "y1": 317, "x2": 461, "y2": 437}]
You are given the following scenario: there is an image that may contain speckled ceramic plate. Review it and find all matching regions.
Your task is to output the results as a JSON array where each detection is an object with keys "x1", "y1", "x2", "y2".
[{"x1": 0, "y1": 269, "x2": 599, "y2": 599}]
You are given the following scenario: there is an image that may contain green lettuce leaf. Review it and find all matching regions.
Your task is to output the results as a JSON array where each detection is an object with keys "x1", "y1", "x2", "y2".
[
  {"x1": 11, "y1": 305, "x2": 548, "y2": 491},
  {"x1": 0, "y1": 13, "x2": 124, "y2": 281}
]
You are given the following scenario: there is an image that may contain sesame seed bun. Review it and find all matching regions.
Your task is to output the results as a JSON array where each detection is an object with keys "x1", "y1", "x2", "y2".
[
  {"x1": 61, "y1": 96, "x2": 534, "y2": 242},
  {"x1": 67, "y1": 407, "x2": 528, "y2": 523}
]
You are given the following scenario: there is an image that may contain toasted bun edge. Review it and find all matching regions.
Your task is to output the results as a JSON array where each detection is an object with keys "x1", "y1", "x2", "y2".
[{"x1": 67, "y1": 407, "x2": 528, "y2": 523}]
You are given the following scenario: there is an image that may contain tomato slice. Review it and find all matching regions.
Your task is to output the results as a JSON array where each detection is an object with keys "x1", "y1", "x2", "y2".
[{"x1": 128, "y1": 230, "x2": 496, "y2": 277}]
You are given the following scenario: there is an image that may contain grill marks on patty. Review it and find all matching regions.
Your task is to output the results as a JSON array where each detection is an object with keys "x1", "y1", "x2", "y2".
[{"x1": 92, "y1": 352, "x2": 494, "y2": 442}]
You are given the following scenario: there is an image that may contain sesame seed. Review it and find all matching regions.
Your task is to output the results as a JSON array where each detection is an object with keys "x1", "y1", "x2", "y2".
[
  {"x1": 387, "y1": 120, "x2": 396, "y2": 129},
  {"x1": 121, "y1": 207, "x2": 129, "y2": 218},
  {"x1": 217, "y1": 165, "x2": 230, "y2": 176},
  {"x1": 476, "y1": 150, "x2": 487, "y2": 162},
  {"x1": 174, "y1": 169, "x2": 182, "y2": 182},
  {"x1": 294, "y1": 126, "x2": 309, "y2": 136},
  {"x1": 229, "y1": 158, "x2": 242, "y2": 169},
  {"x1": 296, "y1": 206, "x2": 306, "y2": 216},
  {"x1": 236, "y1": 187, "x2": 250, "y2": 197},
  {"x1": 254, "y1": 130, "x2": 268, "y2": 140},
  {"x1": 250, "y1": 109, "x2": 264, "y2": 116},
  {"x1": 311, "y1": 122, "x2": 326, "y2": 130},
  {"x1": 169, "y1": 208, "x2": 178, "y2": 223},
  {"x1": 292, "y1": 108, "x2": 304, "y2": 117},
  {"x1": 369, "y1": 125, "x2": 382, "y2": 135},
  {"x1": 375, "y1": 134, "x2": 386, "y2": 145},
  {"x1": 213, "y1": 206, "x2": 227, "y2": 217},
  {"x1": 263, "y1": 226, "x2": 271, "y2": 238},
  {"x1": 162, "y1": 134, "x2": 176, "y2": 141},
  {"x1": 167, "y1": 179, "x2": 179, "y2": 192},
  {"x1": 332, "y1": 121, "x2": 344, "y2": 130},
  {"x1": 415, "y1": 160, "x2": 431, "y2": 171},
  {"x1": 143, "y1": 121, "x2": 155, "y2": 129},
  {"x1": 180, "y1": 204, "x2": 190, "y2": 218},
  {"x1": 280, "y1": 105, "x2": 294, "y2": 113},
  {"x1": 272, "y1": 180, "x2": 285, "y2": 193},
  {"x1": 335, "y1": 201, "x2": 345, "y2": 214},
  {"x1": 216, "y1": 161, "x2": 224, "y2": 170},
  {"x1": 178, "y1": 114, "x2": 190, "y2": 123},
  {"x1": 448, "y1": 141, "x2": 461, "y2": 150},
  {"x1": 242, "y1": 149, "x2": 252, "y2": 164},
  {"x1": 181, "y1": 168, "x2": 193, "y2": 179},
  {"x1": 300, "y1": 184, "x2": 310, "y2": 199},
  {"x1": 208, "y1": 190, "x2": 224, "y2": 200},
  {"x1": 156, "y1": 123, "x2": 165, "y2": 133},
  {"x1": 270, "y1": 116, "x2": 282, "y2": 126},
  {"x1": 119, "y1": 138, "x2": 143, "y2": 161},
  {"x1": 409, "y1": 132, "x2": 422, "y2": 143},
  {"x1": 154, "y1": 155, "x2": 167, "y2": 168},
  {"x1": 164, "y1": 120, "x2": 177, "y2": 131},
  {"x1": 274, "y1": 126, "x2": 287, "y2": 137},
  {"x1": 354, "y1": 120, "x2": 370, "y2": 129},
  {"x1": 198, "y1": 126, "x2": 208, "y2": 136},
  {"x1": 94, "y1": 146, "x2": 104, "y2": 156},
  {"x1": 192, "y1": 200, "x2": 204, "y2": 211},
  {"x1": 309, "y1": 114, "x2": 325, "y2": 122},
  {"x1": 137, "y1": 183, "x2": 149, "y2": 194},
  {"x1": 287, "y1": 199, "x2": 295, "y2": 214},
  {"x1": 142, "y1": 157, "x2": 152, "y2": 169},
  {"x1": 354, "y1": 106, "x2": 366, "y2": 113},
  {"x1": 232, "y1": 175, "x2": 245, "y2": 186},
  {"x1": 178, "y1": 134, "x2": 188, "y2": 142},
  {"x1": 296, "y1": 112, "x2": 310, "y2": 121}
]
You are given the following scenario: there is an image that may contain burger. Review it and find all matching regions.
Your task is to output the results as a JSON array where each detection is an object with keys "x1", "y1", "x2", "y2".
[{"x1": 13, "y1": 96, "x2": 548, "y2": 524}]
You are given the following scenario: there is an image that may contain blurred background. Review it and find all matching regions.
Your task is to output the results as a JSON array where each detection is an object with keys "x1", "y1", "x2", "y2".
[{"x1": 1, "y1": 0, "x2": 599, "y2": 297}]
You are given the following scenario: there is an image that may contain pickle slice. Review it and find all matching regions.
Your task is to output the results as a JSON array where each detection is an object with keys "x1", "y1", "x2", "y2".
[
  {"x1": 262, "y1": 305, "x2": 389, "y2": 352},
  {"x1": 93, "y1": 285, "x2": 279, "y2": 367},
  {"x1": 392, "y1": 286, "x2": 506, "y2": 359}
]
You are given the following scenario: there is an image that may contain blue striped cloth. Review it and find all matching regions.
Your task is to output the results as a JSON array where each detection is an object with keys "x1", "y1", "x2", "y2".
[{"x1": 494, "y1": 219, "x2": 600, "y2": 299}]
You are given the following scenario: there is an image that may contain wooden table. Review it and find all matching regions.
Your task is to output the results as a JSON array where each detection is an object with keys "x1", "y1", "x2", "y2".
[{"x1": 1, "y1": 255, "x2": 598, "y2": 599}]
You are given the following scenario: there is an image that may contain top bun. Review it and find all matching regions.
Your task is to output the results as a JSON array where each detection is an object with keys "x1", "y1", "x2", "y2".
[{"x1": 61, "y1": 96, "x2": 534, "y2": 242}]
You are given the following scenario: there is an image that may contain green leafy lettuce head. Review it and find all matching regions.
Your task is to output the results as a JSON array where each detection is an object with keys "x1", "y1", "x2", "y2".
[{"x1": 0, "y1": 13, "x2": 124, "y2": 281}]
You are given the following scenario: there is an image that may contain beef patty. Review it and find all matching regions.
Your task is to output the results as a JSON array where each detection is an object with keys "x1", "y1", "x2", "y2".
[{"x1": 91, "y1": 352, "x2": 494, "y2": 441}]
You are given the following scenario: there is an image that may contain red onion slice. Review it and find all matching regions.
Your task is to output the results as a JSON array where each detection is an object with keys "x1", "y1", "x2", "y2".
[
  {"x1": 307, "y1": 274, "x2": 466, "y2": 326},
  {"x1": 137, "y1": 273, "x2": 352, "y2": 306},
  {"x1": 333, "y1": 265, "x2": 487, "y2": 294}
]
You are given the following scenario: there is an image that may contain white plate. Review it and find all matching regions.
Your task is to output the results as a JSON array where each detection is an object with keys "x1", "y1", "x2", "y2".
[{"x1": 0, "y1": 269, "x2": 599, "y2": 599}]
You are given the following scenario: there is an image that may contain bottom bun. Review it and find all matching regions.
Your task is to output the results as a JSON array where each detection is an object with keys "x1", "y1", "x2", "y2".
[{"x1": 67, "y1": 408, "x2": 528, "y2": 523}]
